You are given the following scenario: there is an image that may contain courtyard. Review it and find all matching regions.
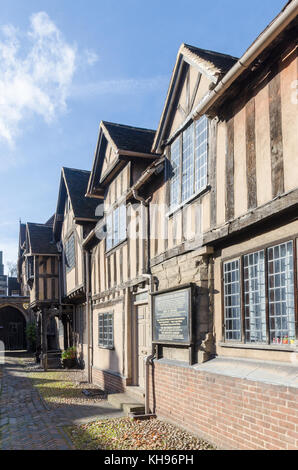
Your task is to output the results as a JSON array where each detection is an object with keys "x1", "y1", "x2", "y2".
[{"x1": 0, "y1": 352, "x2": 214, "y2": 451}]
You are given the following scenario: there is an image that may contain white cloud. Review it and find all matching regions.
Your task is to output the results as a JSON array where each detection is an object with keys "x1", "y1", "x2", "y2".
[
  {"x1": 84, "y1": 49, "x2": 99, "y2": 66},
  {"x1": 71, "y1": 75, "x2": 169, "y2": 99},
  {"x1": 0, "y1": 12, "x2": 97, "y2": 146}
]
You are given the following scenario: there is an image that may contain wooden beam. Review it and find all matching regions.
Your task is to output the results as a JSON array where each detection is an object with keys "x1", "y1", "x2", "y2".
[
  {"x1": 203, "y1": 187, "x2": 298, "y2": 246},
  {"x1": 269, "y1": 68, "x2": 284, "y2": 198},
  {"x1": 209, "y1": 118, "x2": 218, "y2": 227},
  {"x1": 225, "y1": 118, "x2": 235, "y2": 221},
  {"x1": 246, "y1": 98, "x2": 257, "y2": 209}
]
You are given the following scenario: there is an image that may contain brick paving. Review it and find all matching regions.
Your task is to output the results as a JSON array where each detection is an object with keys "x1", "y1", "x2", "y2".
[{"x1": 0, "y1": 353, "x2": 124, "y2": 450}]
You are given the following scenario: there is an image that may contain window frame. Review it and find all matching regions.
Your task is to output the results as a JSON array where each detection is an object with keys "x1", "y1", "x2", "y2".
[
  {"x1": 105, "y1": 203, "x2": 127, "y2": 253},
  {"x1": 168, "y1": 115, "x2": 209, "y2": 215},
  {"x1": 26, "y1": 256, "x2": 34, "y2": 280},
  {"x1": 65, "y1": 233, "x2": 76, "y2": 272},
  {"x1": 221, "y1": 236, "x2": 298, "y2": 349},
  {"x1": 98, "y1": 311, "x2": 114, "y2": 349}
]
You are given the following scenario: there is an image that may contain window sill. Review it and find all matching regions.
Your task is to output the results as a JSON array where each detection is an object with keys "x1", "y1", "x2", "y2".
[
  {"x1": 98, "y1": 345, "x2": 114, "y2": 351},
  {"x1": 105, "y1": 238, "x2": 127, "y2": 256},
  {"x1": 167, "y1": 185, "x2": 210, "y2": 218},
  {"x1": 219, "y1": 341, "x2": 297, "y2": 353}
]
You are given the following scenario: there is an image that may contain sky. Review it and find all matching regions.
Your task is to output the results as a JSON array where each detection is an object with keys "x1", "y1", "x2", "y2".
[{"x1": 0, "y1": 0, "x2": 288, "y2": 273}]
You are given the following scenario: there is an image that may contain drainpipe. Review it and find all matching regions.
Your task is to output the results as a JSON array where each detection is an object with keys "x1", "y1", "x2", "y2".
[
  {"x1": 191, "y1": 0, "x2": 298, "y2": 121},
  {"x1": 162, "y1": 0, "x2": 298, "y2": 149},
  {"x1": 132, "y1": 189, "x2": 156, "y2": 415},
  {"x1": 85, "y1": 250, "x2": 92, "y2": 383}
]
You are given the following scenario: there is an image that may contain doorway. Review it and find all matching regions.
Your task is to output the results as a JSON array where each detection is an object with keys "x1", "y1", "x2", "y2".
[
  {"x1": 132, "y1": 302, "x2": 151, "y2": 389},
  {"x1": 0, "y1": 306, "x2": 26, "y2": 350}
]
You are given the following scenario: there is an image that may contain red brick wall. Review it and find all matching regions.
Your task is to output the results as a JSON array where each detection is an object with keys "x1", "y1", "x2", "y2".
[
  {"x1": 92, "y1": 366, "x2": 125, "y2": 393},
  {"x1": 148, "y1": 361, "x2": 298, "y2": 450}
]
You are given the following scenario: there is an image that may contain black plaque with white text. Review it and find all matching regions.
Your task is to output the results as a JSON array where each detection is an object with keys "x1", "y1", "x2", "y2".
[{"x1": 153, "y1": 287, "x2": 191, "y2": 344}]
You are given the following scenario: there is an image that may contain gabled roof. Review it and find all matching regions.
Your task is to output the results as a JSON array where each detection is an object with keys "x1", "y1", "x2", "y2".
[
  {"x1": 152, "y1": 43, "x2": 238, "y2": 153},
  {"x1": 19, "y1": 223, "x2": 26, "y2": 249},
  {"x1": 53, "y1": 167, "x2": 100, "y2": 239},
  {"x1": 102, "y1": 121, "x2": 156, "y2": 155},
  {"x1": 181, "y1": 44, "x2": 238, "y2": 78},
  {"x1": 153, "y1": 1, "x2": 297, "y2": 152},
  {"x1": 26, "y1": 223, "x2": 59, "y2": 255},
  {"x1": 86, "y1": 121, "x2": 158, "y2": 198},
  {"x1": 63, "y1": 167, "x2": 100, "y2": 220},
  {"x1": 45, "y1": 215, "x2": 55, "y2": 227}
]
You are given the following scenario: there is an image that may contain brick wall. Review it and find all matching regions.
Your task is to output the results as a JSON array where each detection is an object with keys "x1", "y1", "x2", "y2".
[
  {"x1": 149, "y1": 360, "x2": 298, "y2": 450},
  {"x1": 92, "y1": 366, "x2": 125, "y2": 393}
]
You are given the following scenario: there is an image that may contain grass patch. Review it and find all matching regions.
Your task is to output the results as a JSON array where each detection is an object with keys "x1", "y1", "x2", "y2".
[{"x1": 27, "y1": 370, "x2": 83, "y2": 407}]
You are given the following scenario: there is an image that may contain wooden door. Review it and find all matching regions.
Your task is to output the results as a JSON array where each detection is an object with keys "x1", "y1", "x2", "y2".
[{"x1": 136, "y1": 304, "x2": 150, "y2": 389}]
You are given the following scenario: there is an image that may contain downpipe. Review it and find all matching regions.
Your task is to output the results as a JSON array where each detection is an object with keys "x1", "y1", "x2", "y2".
[{"x1": 144, "y1": 353, "x2": 156, "y2": 416}]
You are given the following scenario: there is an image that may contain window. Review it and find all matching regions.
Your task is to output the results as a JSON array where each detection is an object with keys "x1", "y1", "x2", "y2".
[
  {"x1": 224, "y1": 259, "x2": 241, "y2": 341},
  {"x1": 244, "y1": 250, "x2": 266, "y2": 343},
  {"x1": 105, "y1": 203, "x2": 126, "y2": 251},
  {"x1": 98, "y1": 312, "x2": 114, "y2": 348},
  {"x1": 170, "y1": 115, "x2": 208, "y2": 210},
  {"x1": 65, "y1": 234, "x2": 75, "y2": 271},
  {"x1": 26, "y1": 256, "x2": 34, "y2": 279},
  {"x1": 268, "y1": 241, "x2": 295, "y2": 344},
  {"x1": 223, "y1": 240, "x2": 296, "y2": 346}
]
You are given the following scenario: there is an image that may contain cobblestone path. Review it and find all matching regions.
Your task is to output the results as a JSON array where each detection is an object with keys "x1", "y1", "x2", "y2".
[{"x1": 0, "y1": 354, "x2": 123, "y2": 450}]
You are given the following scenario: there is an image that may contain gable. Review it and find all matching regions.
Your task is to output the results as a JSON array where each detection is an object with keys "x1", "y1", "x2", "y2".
[
  {"x1": 169, "y1": 62, "x2": 213, "y2": 139},
  {"x1": 152, "y1": 43, "x2": 238, "y2": 153},
  {"x1": 87, "y1": 121, "x2": 157, "y2": 198},
  {"x1": 101, "y1": 138, "x2": 118, "y2": 182}
]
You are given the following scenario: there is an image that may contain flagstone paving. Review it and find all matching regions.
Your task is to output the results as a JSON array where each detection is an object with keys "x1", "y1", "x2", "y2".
[{"x1": 0, "y1": 353, "x2": 124, "y2": 450}]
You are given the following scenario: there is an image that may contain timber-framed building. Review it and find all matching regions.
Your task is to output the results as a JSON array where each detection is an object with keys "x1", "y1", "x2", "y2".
[{"x1": 18, "y1": 1, "x2": 298, "y2": 450}]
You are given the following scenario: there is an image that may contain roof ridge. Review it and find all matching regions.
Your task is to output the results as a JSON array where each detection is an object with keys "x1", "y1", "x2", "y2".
[
  {"x1": 182, "y1": 43, "x2": 239, "y2": 61},
  {"x1": 102, "y1": 121, "x2": 156, "y2": 134},
  {"x1": 63, "y1": 166, "x2": 91, "y2": 174}
]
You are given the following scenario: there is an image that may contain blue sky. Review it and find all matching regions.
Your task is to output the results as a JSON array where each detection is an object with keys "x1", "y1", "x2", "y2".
[{"x1": 0, "y1": 0, "x2": 287, "y2": 272}]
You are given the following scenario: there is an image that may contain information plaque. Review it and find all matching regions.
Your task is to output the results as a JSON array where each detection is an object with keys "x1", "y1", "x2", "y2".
[{"x1": 152, "y1": 286, "x2": 192, "y2": 344}]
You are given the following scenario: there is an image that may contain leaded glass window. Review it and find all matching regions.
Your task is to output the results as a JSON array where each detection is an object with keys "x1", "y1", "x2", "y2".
[
  {"x1": 170, "y1": 138, "x2": 180, "y2": 209},
  {"x1": 224, "y1": 259, "x2": 241, "y2": 341},
  {"x1": 195, "y1": 116, "x2": 208, "y2": 192},
  {"x1": 182, "y1": 123, "x2": 194, "y2": 202},
  {"x1": 223, "y1": 240, "x2": 296, "y2": 346},
  {"x1": 244, "y1": 250, "x2": 266, "y2": 343},
  {"x1": 65, "y1": 234, "x2": 75, "y2": 271},
  {"x1": 98, "y1": 312, "x2": 113, "y2": 349},
  {"x1": 170, "y1": 116, "x2": 208, "y2": 211},
  {"x1": 268, "y1": 241, "x2": 295, "y2": 345},
  {"x1": 106, "y1": 213, "x2": 113, "y2": 251},
  {"x1": 105, "y1": 204, "x2": 126, "y2": 251}
]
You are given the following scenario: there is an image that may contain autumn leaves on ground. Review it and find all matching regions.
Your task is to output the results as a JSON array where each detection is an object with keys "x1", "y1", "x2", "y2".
[
  {"x1": 26, "y1": 361, "x2": 214, "y2": 451},
  {"x1": 65, "y1": 417, "x2": 215, "y2": 451}
]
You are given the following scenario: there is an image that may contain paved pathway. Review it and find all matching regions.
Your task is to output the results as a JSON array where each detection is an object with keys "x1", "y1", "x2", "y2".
[{"x1": 0, "y1": 353, "x2": 124, "y2": 450}]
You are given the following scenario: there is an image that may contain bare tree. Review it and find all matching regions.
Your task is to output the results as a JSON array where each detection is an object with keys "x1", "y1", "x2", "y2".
[{"x1": 7, "y1": 261, "x2": 17, "y2": 278}]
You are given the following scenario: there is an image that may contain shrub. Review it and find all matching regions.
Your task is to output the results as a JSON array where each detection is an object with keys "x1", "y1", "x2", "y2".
[
  {"x1": 26, "y1": 322, "x2": 37, "y2": 351},
  {"x1": 62, "y1": 346, "x2": 76, "y2": 360}
]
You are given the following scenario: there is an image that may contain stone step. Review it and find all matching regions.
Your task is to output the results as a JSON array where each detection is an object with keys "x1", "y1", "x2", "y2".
[
  {"x1": 107, "y1": 392, "x2": 145, "y2": 416},
  {"x1": 125, "y1": 386, "x2": 145, "y2": 402}
]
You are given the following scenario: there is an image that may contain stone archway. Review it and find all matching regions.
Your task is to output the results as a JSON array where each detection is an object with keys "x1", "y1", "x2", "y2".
[{"x1": 0, "y1": 305, "x2": 27, "y2": 350}]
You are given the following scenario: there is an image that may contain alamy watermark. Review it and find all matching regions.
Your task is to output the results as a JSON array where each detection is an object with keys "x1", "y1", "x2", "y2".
[{"x1": 94, "y1": 202, "x2": 203, "y2": 243}]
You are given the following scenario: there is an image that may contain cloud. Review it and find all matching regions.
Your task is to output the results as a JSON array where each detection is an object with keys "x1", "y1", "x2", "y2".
[
  {"x1": 0, "y1": 12, "x2": 97, "y2": 146},
  {"x1": 71, "y1": 75, "x2": 169, "y2": 99},
  {"x1": 84, "y1": 49, "x2": 99, "y2": 66}
]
